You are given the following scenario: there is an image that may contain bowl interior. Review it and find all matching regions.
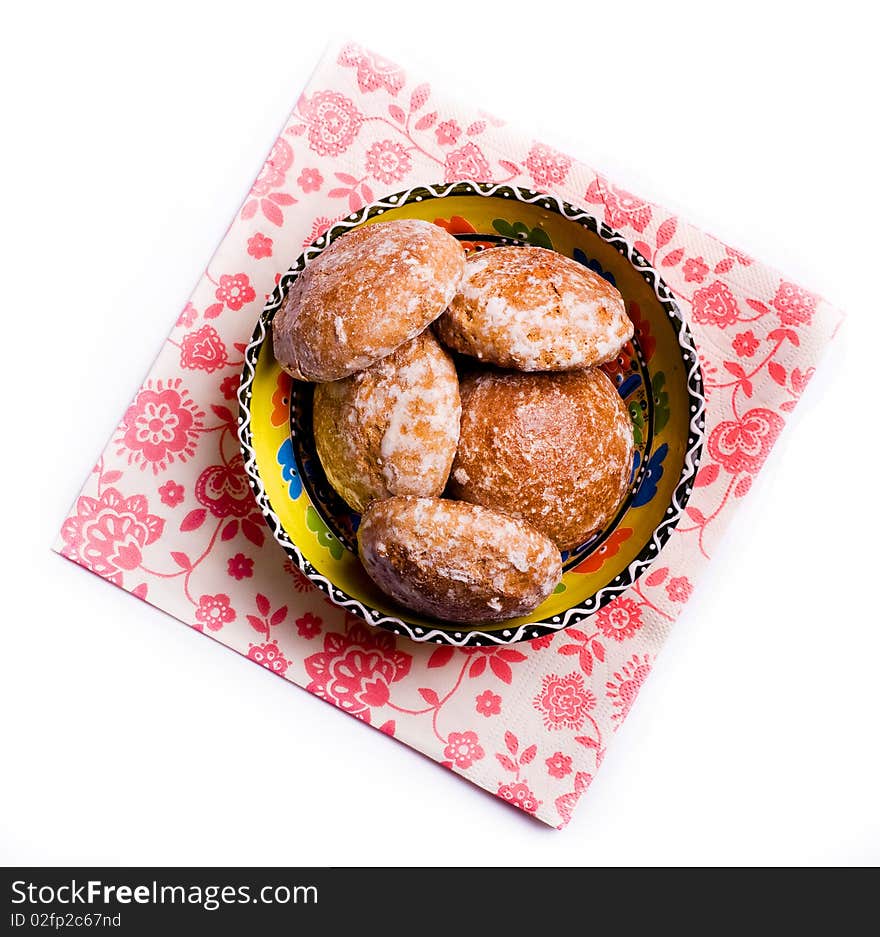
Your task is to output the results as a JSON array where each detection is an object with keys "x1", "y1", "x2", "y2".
[{"x1": 241, "y1": 184, "x2": 703, "y2": 645}]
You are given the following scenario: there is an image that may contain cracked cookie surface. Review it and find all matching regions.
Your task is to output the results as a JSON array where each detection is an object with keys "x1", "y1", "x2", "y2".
[
  {"x1": 313, "y1": 332, "x2": 461, "y2": 513},
  {"x1": 436, "y1": 245, "x2": 632, "y2": 371},
  {"x1": 449, "y1": 368, "x2": 634, "y2": 551},
  {"x1": 358, "y1": 497, "x2": 562, "y2": 623},
  {"x1": 273, "y1": 219, "x2": 465, "y2": 382}
]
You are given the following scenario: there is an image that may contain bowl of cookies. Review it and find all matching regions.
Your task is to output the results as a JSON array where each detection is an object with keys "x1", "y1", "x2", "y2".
[{"x1": 238, "y1": 182, "x2": 705, "y2": 646}]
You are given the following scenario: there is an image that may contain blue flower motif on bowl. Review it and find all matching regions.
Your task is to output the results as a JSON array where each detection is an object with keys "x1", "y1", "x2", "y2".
[
  {"x1": 632, "y1": 443, "x2": 668, "y2": 507},
  {"x1": 276, "y1": 438, "x2": 302, "y2": 500},
  {"x1": 573, "y1": 248, "x2": 617, "y2": 287}
]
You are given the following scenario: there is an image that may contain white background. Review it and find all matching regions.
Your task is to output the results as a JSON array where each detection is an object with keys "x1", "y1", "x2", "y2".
[{"x1": 2, "y1": 0, "x2": 878, "y2": 866}]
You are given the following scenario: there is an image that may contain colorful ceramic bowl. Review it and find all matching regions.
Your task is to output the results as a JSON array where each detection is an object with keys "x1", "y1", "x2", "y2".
[{"x1": 239, "y1": 182, "x2": 705, "y2": 646}]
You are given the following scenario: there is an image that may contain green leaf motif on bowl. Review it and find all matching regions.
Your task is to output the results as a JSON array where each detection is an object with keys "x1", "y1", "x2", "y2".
[
  {"x1": 629, "y1": 401, "x2": 645, "y2": 446},
  {"x1": 652, "y1": 371, "x2": 670, "y2": 434},
  {"x1": 491, "y1": 218, "x2": 553, "y2": 249},
  {"x1": 306, "y1": 505, "x2": 345, "y2": 560}
]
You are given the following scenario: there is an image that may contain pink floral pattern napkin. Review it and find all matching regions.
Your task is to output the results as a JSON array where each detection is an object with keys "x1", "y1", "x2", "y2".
[{"x1": 54, "y1": 41, "x2": 842, "y2": 828}]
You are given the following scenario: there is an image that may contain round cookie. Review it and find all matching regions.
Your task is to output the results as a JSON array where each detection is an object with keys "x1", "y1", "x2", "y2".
[
  {"x1": 436, "y1": 245, "x2": 632, "y2": 371},
  {"x1": 273, "y1": 219, "x2": 466, "y2": 382},
  {"x1": 449, "y1": 369, "x2": 634, "y2": 551},
  {"x1": 358, "y1": 497, "x2": 562, "y2": 623},
  {"x1": 313, "y1": 331, "x2": 461, "y2": 513}
]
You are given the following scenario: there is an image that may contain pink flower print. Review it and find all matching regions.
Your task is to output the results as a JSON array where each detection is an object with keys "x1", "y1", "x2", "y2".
[
  {"x1": 462, "y1": 645, "x2": 527, "y2": 683},
  {"x1": 215, "y1": 273, "x2": 255, "y2": 311},
  {"x1": 435, "y1": 119, "x2": 461, "y2": 146},
  {"x1": 555, "y1": 771, "x2": 593, "y2": 826},
  {"x1": 285, "y1": 560, "x2": 314, "y2": 593},
  {"x1": 584, "y1": 175, "x2": 652, "y2": 233},
  {"x1": 247, "y1": 641, "x2": 290, "y2": 675},
  {"x1": 295, "y1": 612, "x2": 322, "y2": 640},
  {"x1": 666, "y1": 576, "x2": 692, "y2": 603},
  {"x1": 337, "y1": 43, "x2": 405, "y2": 96},
  {"x1": 444, "y1": 142, "x2": 491, "y2": 183},
  {"x1": 176, "y1": 302, "x2": 197, "y2": 327},
  {"x1": 524, "y1": 142, "x2": 572, "y2": 189},
  {"x1": 595, "y1": 596, "x2": 643, "y2": 642},
  {"x1": 444, "y1": 731, "x2": 485, "y2": 769},
  {"x1": 692, "y1": 280, "x2": 740, "y2": 329},
  {"x1": 365, "y1": 139, "x2": 412, "y2": 185},
  {"x1": 301, "y1": 90, "x2": 363, "y2": 158},
  {"x1": 790, "y1": 366, "x2": 815, "y2": 400},
  {"x1": 475, "y1": 690, "x2": 502, "y2": 718},
  {"x1": 60, "y1": 488, "x2": 164, "y2": 586},
  {"x1": 247, "y1": 233, "x2": 273, "y2": 260},
  {"x1": 682, "y1": 256, "x2": 709, "y2": 283},
  {"x1": 219, "y1": 375, "x2": 239, "y2": 401},
  {"x1": 607, "y1": 654, "x2": 652, "y2": 723},
  {"x1": 195, "y1": 455, "x2": 254, "y2": 519},
  {"x1": 194, "y1": 593, "x2": 236, "y2": 632},
  {"x1": 699, "y1": 354, "x2": 718, "y2": 402},
  {"x1": 546, "y1": 752, "x2": 573, "y2": 779},
  {"x1": 116, "y1": 379, "x2": 204, "y2": 473},
  {"x1": 304, "y1": 622, "x2": 412, "y2": 723},
  {"x1": 250, "y1": 137, "x2": 293, "y2": 198},
  {"x1": 771, "y1": 281, "x2": 818, "y2": 327},
  {"x1": 529, "y1": 634, "x2": 554, "y2": 651},
  {"x1": 227, "y1": 552, "x2": 253, "y2": 581},
  {"x1": 297, "y1": 168, "x2": 323, "y2": 193},
  {"x1": 497, "y1": 781, "x2": 540, "y2": 815},
  {"x1": 732, "y1": 330, "x2": 760, "y2": 357},
  {"x1": 534, "y1": 672, "x2": 595, "y2": 731},
  {"x1": 302, "y1": 216, "x2": 336, "y2": 249},
  {"x1": 243, "y1": 137, "x2": 296, "y2": 224},
  {"x1": 708, "y1": 407, "x2": 785, "y2": 475},
  {"x1": 180, "y1": 325, "x2": 228, "y2": 373},
  {"x1": 725, "y1": 244, "x2": 753, "y2": 266},
  {"x1": 158, "y1": 480, "x2": 185, "y2": 508}
]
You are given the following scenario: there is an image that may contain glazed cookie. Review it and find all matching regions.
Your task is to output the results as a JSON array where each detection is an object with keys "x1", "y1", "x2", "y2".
[
  {"x1": 312, "y1": 331, "x2": 461, "y2": 513},
  {"x1": 449, "y1": 369, "x2": 634, "y2": 551},
  {"x1": 358, "y1": 497, "x2": 562, "y2": 623},
  {"x1": 436, "y1": 245, "x2": 632, "y2": 371},
  {"x1": 273, "y1": 218, "x2": 466, "y2": 382}
]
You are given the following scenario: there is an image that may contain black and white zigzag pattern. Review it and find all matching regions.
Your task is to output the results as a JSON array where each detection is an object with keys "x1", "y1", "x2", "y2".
[{"x1": 238, "y1": 182, "x2": 705, "y2": 647}]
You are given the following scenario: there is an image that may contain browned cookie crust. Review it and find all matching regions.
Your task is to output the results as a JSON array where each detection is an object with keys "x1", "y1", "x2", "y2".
[
  {"x1": 436, "y1": 245, "x2": 632, "y2": 371},
  {"x1": 273, "y1": 218, "x2": 466, "y2": 382},
  {"x1": 358, "y1": 497, "x2": 562, "y2": 623},
  {"x1": 449, "y1": 369, "x2": 634, "y2": 551},
  {"x1": 313, "y1": 331, "x2": 461, "y2": 513}
]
